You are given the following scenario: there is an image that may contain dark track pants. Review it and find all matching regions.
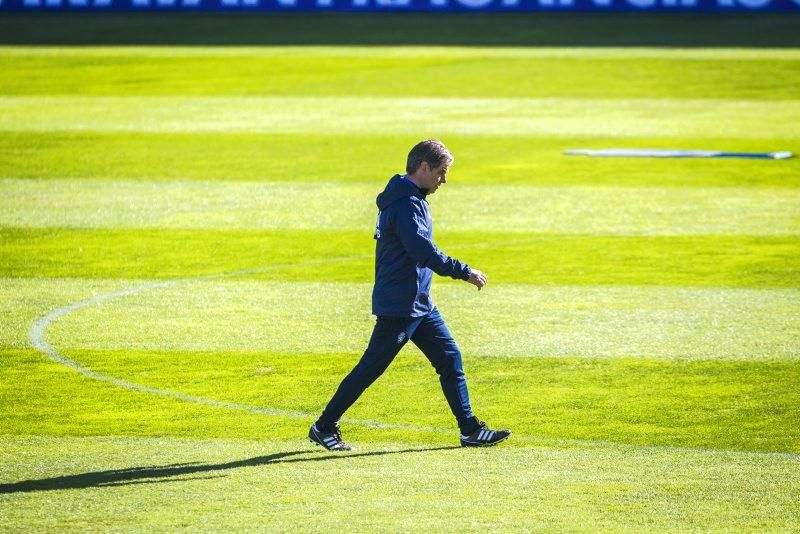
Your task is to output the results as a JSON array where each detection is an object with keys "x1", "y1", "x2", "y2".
[{"x1": 317, "y1": 307, "x2": 475, "y2": 434}]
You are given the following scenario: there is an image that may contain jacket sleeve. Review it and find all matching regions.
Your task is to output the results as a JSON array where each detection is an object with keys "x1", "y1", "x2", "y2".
[{"x1": 394, "y1": 199, "x2": 472, "y2": 281}]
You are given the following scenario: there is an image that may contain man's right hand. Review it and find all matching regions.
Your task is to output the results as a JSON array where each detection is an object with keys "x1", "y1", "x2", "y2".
[{"x1": 468, "y1": 269, "x2": 488, "y2": 291}]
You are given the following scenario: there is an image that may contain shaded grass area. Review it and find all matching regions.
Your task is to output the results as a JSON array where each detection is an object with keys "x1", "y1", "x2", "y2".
[
  {"x1": 2, "y1": 132, "x2": 798, "y2": 187},
  {"x1": 2, "y1": 347, "x2": 799, "y2": 453},
  {"x1": 1, "y1": 436, "x2": 797, "y2": 531},
  {"x1": 3, "y1": 228, "x2": 798, "y2": 288},
  {"x1": 1, "y1": 13, "x2": 800, "y2": 47},
  {"x1": 3, "y1": 47, "x2": 799, "y2": 99}
]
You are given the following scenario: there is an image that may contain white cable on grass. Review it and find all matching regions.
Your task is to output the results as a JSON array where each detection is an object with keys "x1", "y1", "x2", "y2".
[{"x1": 565, "y1": 149, "x2": 793, "y2": 159}]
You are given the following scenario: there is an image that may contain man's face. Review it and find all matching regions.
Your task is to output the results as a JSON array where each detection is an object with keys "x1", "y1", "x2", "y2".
[{"x1": 422, "y1": 161, "x2": 449, "y2": 195}]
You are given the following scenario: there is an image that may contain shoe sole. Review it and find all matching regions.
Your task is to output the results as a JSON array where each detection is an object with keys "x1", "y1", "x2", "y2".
[
  {"x1": 460, "y1": 433, "x2": 511, "y2": 448},
  {"x1": 308, "y1": 434, "x2": 354, "y2": 452}
]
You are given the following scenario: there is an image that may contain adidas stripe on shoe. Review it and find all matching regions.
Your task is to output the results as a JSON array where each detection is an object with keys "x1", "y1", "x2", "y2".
[
  {"x1": 308, "y1": 423, "x2": 354, "y2": 451},
  {"x1": 460, "y1": 421, "x2": 511, "y2": 447}
]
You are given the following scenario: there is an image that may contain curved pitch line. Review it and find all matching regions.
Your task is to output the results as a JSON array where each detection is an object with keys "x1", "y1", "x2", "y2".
[
  {"x1": 27, "y1": 257, "x2": 800, "y2": 458},
  {"x1": 25, "y1": 255, "x2": 558, "y2": 441},
  {"x1": 27, "y1": 256, "x2": 460, "y2": 435}
]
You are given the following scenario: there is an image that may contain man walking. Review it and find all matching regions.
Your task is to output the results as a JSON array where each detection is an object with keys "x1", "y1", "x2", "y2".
[{"x1": 309, "y1": 139, "x2": 511, "y2": 451}]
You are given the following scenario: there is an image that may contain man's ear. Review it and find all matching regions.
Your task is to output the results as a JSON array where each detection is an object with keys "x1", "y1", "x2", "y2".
[{"x1": 419, "y1": 161, "x2": 430, "y2": 174}]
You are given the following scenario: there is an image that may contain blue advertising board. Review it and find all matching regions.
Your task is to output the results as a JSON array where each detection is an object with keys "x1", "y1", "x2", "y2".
[{"x1": 1, "y1": 0, "x2": 798, "y2": 13}]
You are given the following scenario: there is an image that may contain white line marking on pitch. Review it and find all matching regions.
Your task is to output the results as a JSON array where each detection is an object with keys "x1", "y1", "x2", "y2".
[
  {"x1": 26, "y1": 256, "x2": 800, "y2": 459},
  {"x1": 27, "y1": 257, "x2": 455, "y2": 434}
]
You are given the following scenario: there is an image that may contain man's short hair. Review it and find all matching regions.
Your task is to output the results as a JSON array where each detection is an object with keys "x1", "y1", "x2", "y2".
[{"x1": 406, "y1": 139, "x2": 454, "y2": 174}]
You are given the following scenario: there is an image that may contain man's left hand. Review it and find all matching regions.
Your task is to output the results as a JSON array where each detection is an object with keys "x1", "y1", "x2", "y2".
[{"x1": 468, "y1": 269, "x2": 488, "y2": 291}]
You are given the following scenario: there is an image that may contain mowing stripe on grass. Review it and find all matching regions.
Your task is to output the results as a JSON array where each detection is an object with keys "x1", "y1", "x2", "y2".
[
  {"x1": 2, "y1": 228, "x2": 799, "y2": 288},
  {"x1": 4, "y1": 343, "x2": 799, "y2": 453},
  {"x1": 2, "y1": 48, "x2": 798, "y2": 101},
  {"x1": 31, "y1": 279, "x2": 797, "y2": 360},
  {"x1": 3, "y1": 179, "x2": 798, "y2": 235},
  {"x1": 3, "y1": 132, "x2": 798, "y2": 188},
  {"x1": 1, "y1": 97, "x2": 799, "y2": 139}
]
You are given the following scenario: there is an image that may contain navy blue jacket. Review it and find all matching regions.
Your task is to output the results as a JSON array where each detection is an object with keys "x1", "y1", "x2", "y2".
[{"x1": 372, "y1": 174, "x2": 471, "y2": 317}]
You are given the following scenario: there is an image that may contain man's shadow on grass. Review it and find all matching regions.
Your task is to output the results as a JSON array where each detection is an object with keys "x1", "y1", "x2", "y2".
[{"x1": 0, "y1": 446, "x2": 459, "y2": 495}]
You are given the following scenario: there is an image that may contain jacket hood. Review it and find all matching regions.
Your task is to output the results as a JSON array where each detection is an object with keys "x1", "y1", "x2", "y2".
[{"x1": 376, "y1": 174, "x2": 426, "y2": 211}]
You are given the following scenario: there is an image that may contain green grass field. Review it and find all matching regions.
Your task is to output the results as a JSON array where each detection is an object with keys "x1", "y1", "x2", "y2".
[{"x1": 1, "y1": 14, "x2": 799, "y2": 531}]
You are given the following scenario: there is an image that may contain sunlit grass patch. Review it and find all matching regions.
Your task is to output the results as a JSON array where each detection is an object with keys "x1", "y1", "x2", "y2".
[
  {"x1": 5, "y1": 278, "x2": 795, "y2": 360},
  {"x1": 2, "y1": 132, "x2": 798, "y2": 187},
  {"x1": 3, "y1": 96, "x2": 800, "y2": 140},
  {"x1": 9, "y1": 345, "x2": 797, "y2": 451},
  {"x1": 3, "y1": 229, "x2": 798, "y2": 288},
  {"x1": 2, "y1": 46, "x2": 799, "y2": 99},
  {"x1": 3, "y1": 179, "x2": 798, "y2": 235}
]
